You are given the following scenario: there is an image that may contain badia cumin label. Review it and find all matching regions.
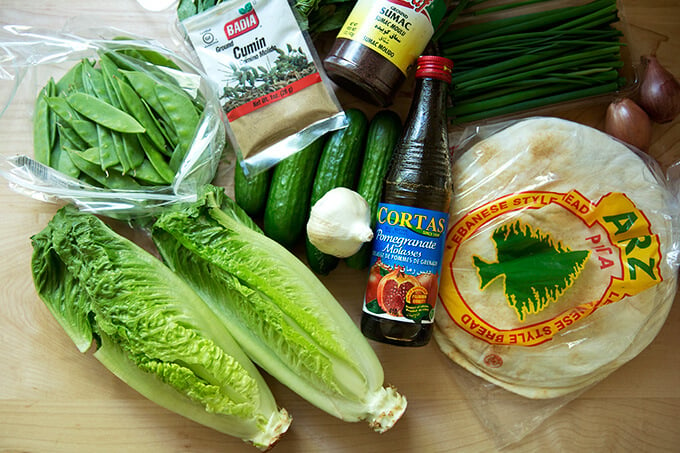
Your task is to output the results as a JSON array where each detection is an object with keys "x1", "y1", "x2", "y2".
[{"x1": 181, "y1": 0, "x2": 346, "y2": 176}]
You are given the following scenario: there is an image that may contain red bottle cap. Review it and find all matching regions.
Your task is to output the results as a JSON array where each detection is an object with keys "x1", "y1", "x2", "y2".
[{"x1": 415, "y1": 56, "x2": 453, "y2": 83}]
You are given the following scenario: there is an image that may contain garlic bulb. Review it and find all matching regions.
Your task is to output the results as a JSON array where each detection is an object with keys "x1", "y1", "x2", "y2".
[{"x1": 307, "y1": 187, "x2": 374, "y2": 258}]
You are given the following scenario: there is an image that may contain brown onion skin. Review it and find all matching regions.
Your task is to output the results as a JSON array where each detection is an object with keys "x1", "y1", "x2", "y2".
[
  {"x1": 639, "y1": 55, "x2": 680, "y2": 124},
  {"x1": 605, "y1": 97, "x2": 653, "y2": 151}
]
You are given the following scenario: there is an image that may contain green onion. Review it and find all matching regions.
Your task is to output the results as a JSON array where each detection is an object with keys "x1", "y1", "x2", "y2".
[
  {"x1": 445, "y1": 30, "x2": 622, "y2": 58},
  {"x1": 442, "y1": 2, "x2": 605, "y2": 45},
  {"x1": 433, "y1": 0, "x2": 473, "y2": 42},
  {"x1": 451, "y1": 82, "x2": 621, "y2": 123},
  {"x1": 463, "y1": 0, "x2": 556, "y2": 17},
  {"x1": 454, "y1": 46, "x2": 623, "y2": 87},
  {"x1": 436, "y1": 0, "x2": 627, "y2": 123}
]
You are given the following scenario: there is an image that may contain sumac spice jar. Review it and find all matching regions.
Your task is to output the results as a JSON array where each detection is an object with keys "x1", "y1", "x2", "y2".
[{"x1": 323, "y1": 0, "x2": 447, "y2": 106}]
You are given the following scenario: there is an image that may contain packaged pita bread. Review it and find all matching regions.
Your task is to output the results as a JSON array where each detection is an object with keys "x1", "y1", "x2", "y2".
[{"x1": 434, "y1": 117, "x2": 679, "y2": 399}]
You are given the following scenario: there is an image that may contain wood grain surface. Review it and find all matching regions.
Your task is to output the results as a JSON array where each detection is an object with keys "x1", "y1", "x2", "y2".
[{"x1": 1, "y1": 1, "x2": 679, "y2": 452}]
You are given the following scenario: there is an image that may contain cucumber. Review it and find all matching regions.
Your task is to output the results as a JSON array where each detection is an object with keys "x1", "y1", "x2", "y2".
[
  {"x1": 264, "y1": 135, "x2": 326, "y2": 247},
  {"x1": 346, "y1": 109, "x2": 402, "y2": 270},
  {"x1": 306, "y1": 108, "x2": 369, "y2": 275},
  {"x1": 234, "y1": 163, "x2": 270, "y2": 217}
]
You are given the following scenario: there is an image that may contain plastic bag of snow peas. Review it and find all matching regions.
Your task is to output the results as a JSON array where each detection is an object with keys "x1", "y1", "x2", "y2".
[{"x1": 0, "y1": 26, "x2": 227, "y2": 221}]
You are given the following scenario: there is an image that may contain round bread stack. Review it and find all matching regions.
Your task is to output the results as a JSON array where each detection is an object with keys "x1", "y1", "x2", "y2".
[{"x1": 434, "y1": 117, "x2": 678, "y2": 399}]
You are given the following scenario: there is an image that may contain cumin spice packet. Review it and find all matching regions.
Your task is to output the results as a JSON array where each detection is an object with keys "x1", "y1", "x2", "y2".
[{"x1": 179, "y1": 0, "x2": 347, "y2": 176}]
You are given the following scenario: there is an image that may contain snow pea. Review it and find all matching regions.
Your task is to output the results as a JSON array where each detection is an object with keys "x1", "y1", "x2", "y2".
[
  {"x1": 34, "y1": 49, "x2": 201, "y2": 190},
  {"x1": 105, "y1": 50, "x2": 180, "y2": 89},
  {"x1": 81, "y1": 64, "x2": 109, "y2": 100},
  {"x1": 145, "y1": 101, "x2": 175, "y2": 156},
  {"x1": 122, "y1": 69, "x2": 187, "y2": 166},
  {"x1": 70, "y1": 119, "x2": 99, "y2": 148},
  {"x1": 116, "y1": 77, "x2": 167, "y2": 151},
  {"x1": 44, "y1": 96, "x2": 98, "y2": 148},
  {"x1": 74, "y1": 146, "x2": 102, "y2": 166},
  {"x1": 92, "y1": 57, "x2": 144, "y2": 174},
  {"x1": 121, "y1": 70, "x2": 165, "y2": 117},
  {"x1": 120, "y1": 69, "x2": 201, "y2": 169},
  {"x1": 131, "y1": 159, "x2": 168, "y2": 186},
  {"x1": 51, "y1": 137, "x2": 80, "y2": 179},
  {"x1": 67, "y1": 92, "x2": 145, "y2": 134},
  {"x1": 45, "y1": 79, "x2": 58, "y2": 150},
  {"x1": 138, "y1": 134, "x2": 174, "y2": 184},
  {"x1": 108, "y1": 42, "x2": 182, "y2": 70},
  {"x1": 155, "y1": 83, "x2": 199, "y2": 167},
  {"x1": 33, "y1": 79, "x2": 56, "y2": 166},
  {"x1": 67, "y1": 147, "x2": 140, "y2": 190},
  {"x1": 57, "y1": 122, "x2": 89, "y2": 151},
  {"x1": 91, "y1": 121, "x2": 119, "y2": 170},
  {"x1": 158, "y1": 114, "x2": 179, "y2": 148},
  {"x1": 99, "y1": 55, "x2": 128, "y2": 109},
  {"x1": 46, "y1": 80, "x2": 58, "y2": 146},
  {"x1": 56, "y1": 59, "x2": 89, "y2": 94},
  {"x1": 121, "y1": 133, "x2": 146, "y2": 170},
  {"x1": 45, "y1": 96, "x2": 78, "y2": 124},
  {"x1": 111, "y1": 129, "x2": 134, "y2": 173},
  {"x1": 79, "y1": 75, "x2": 120, "y2": 170},
  {"x1": 168, "y1": 142, "x2": 184, "y2": 173}
]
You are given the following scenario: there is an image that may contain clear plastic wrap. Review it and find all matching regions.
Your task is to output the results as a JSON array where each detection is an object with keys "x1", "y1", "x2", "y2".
[
  {"x1": 435, "y1": 116, "x2": 680, "y2": 447},
  {"x1": 0, "y1": 24, "x2": 226, "y2": 221}
]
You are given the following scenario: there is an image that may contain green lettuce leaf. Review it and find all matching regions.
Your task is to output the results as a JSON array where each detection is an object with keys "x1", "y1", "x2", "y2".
[
  {"x1": 31, "y1": 206, "x2": 290, "y2": 450},
  {"x1": 152, "y1": 185, "x2": 406, "y2": 432}
]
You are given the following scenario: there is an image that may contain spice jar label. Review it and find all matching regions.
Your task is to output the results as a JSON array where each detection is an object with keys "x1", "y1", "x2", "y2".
[
  {"x1": 362, "y1": 203, "x2": 449, "y2": 324},
  {"x1": 181, "y1": 0, "x2": 345, "y2": 173},
  {"x1": 337, "y1": 0, "x2": 447, "y2": 75}
]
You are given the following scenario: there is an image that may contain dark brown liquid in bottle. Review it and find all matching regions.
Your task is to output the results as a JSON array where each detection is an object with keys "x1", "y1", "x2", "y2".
[
  {"x1": 323, "y1": 38, "x2": 405, "y2": 107},
  {"x1": 361, "y1": 68, "x2": 452, "y2": 347}
]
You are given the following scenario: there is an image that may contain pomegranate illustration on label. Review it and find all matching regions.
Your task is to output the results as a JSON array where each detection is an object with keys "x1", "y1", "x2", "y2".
[{"x1": 365, "y1": 262, "x2": 437, "y2": 322}]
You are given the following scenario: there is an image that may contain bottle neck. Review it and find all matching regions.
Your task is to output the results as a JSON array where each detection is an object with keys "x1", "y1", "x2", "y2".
[{"x1": 401, "y1": 76, "x2": 449, "y2": 146}]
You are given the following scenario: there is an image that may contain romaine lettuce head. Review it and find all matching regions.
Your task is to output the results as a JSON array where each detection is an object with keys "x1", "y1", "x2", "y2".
[
  {"x1": 31, "y1": 206, "x2": 291, "y2": 450},
  {"x1": 152, "y1": 185, "x2": 407, "y2": 432}
]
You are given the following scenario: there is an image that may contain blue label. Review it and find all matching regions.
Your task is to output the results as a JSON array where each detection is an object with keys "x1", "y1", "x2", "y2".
[{"x1": 362, "y1": 203, "x2": 449, "y2": 324}]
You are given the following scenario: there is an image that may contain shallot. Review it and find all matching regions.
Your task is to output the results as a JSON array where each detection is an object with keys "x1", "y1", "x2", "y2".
[
  {"x1": 638, "y1": 55, "x2": 680, "y2": 124},
  {"x1": 604, "y1": 97, "x2": 653, "y2": 151}
]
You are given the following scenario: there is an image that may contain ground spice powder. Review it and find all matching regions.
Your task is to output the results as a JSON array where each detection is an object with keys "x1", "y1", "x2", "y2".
[{"x1": 229, "y1": 81, "x2": 340, "y2": 158}]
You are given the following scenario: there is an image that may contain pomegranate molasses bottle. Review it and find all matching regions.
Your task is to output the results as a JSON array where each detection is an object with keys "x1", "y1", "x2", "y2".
[
  {"x1": 323, "y1": 0, "x2": 447, "y2": 106},
  {"x1": 361, "y1": 56, "x2": 453, "y2": 347}
]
